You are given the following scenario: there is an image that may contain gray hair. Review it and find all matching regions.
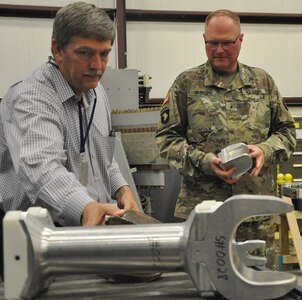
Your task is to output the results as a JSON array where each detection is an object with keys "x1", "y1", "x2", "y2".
[
  {"x1": 52, "y1": 2, "x2": 116, "y2": 50},
  {"x1": 205, "y1": 9, "x2": 241, "y2": 32}
]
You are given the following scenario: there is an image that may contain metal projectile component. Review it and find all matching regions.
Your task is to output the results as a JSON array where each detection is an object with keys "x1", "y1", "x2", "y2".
[
  {"x1": 218, "y1": 142, "x2": 253, "y2": 178},
  {"x1": 4, "y1": 195, "x2": 296, "y2": 300}
]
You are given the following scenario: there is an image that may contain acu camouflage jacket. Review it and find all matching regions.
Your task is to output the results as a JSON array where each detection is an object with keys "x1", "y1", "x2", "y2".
[{"x1": 156, "y1": 61, "x2": 296, "y2": 219}]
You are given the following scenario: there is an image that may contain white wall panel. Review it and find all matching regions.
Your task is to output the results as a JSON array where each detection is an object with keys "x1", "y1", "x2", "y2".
[
  {"x1": 0, "y1": 16, "x2": 117, "y2": 97},
  {"x1": 127, "y1": 22, "x2": 206, "y2": 98},
  {"x1": 126, "y1": 0, "x2": 302, "y2": 14},
  {"x1": 126, "y1": 0, "x2": 302, "y2": 99},
  {"x1": 0, "y1": 1, "x2": 116, "y2": 96},
  {"x1": 0, "y1": 1, "x2": 115, "y2": 7},
  {"x1": 0, "y1": 18, "x2": 53, "y2": 96},
  {"x1": 127, "y1": 21, "x2": 302, "y2": 98},
  {"x1": 239, "y1": 23, "x2": 302, "y2": 97},
  {"x1": 1, "y1": 1, "x2": 302, "y2": 98}
]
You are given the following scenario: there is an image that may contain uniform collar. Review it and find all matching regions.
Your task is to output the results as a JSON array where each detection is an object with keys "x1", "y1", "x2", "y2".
[{"x1": 204, "y1": 61, "x2": 255, "y2": 90}]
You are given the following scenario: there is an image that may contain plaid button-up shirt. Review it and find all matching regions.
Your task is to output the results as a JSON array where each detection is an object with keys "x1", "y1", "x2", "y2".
[{"x1": 0, "y1": 61, "x2": 127, "y2": 226}]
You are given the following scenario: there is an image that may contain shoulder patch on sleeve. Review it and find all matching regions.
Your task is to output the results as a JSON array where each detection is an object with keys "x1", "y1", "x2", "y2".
[{"x1": 160, "y1": 107, "x2": 170, "y2": 124}]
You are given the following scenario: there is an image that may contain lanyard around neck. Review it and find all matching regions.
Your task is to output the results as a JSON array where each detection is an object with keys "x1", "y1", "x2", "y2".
[{"x1": 78, "y1": 92, "x2": 97, "y2": 154}]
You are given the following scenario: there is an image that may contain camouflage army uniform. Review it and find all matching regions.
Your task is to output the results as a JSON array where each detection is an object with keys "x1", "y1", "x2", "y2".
[{"x1": 156, "y1": 61, "x2": 296, "y2": 268}]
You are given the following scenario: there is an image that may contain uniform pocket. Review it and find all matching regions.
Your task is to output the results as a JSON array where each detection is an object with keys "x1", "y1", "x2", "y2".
[{"x1": 187, "y1": 94, "x2": 225, "y2": 142}]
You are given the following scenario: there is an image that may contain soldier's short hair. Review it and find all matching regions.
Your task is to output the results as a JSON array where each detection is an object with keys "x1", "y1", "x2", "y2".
[
  {"x1": 52, "y1": 1, "x2": 116, "y2": 51},
  {"x1": 205, "y1": 9, "x2": 241, "y2": 32}
]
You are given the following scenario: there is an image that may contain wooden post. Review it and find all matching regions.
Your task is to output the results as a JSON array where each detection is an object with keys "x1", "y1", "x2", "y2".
[{"x1": 282, "y1": 196, "x2": 302, "y2": 271}]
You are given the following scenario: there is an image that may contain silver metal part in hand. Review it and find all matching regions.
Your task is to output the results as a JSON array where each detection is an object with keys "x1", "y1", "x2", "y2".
[
  {"x1": 3, "y1": 195, "x2": 296, "y2": 300},
  {"x1": 218, "y1": 142, "x2": 253, "y2": 178}
]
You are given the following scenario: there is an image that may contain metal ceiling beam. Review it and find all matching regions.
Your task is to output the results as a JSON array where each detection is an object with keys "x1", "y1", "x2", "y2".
[{"x1": 1, "y1": 5, "x2": 302, "y2": 24}]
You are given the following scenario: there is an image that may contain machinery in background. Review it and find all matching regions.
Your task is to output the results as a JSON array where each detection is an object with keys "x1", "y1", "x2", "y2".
[
  {"x1": 101, "y1": 68, "x2": 139, "y2": 111},
  {"x1": 113, "y1": 131, "x2": 143, "y2": 211},
  {"x1": 281, "y1": 182, "x2": 302, "y2": 211},
  {"x1": 101, "y1": 68, "x2": 153, "y2": 111},
  {"x1": 111, "y1": 108, "x2": 169, "y2": 214},
  {"x1": 101, "y1": 69, "x2": 171, "y2": 216},
  {"x1": 138, "y1": 73, "x2": 152, "y2": 106},
  {"x1": 3, "y1": 195, "x2": 297, "y2": 300},
  {"x1": 279, "y1": 115, "x2": 302, "y2": 182},
  {"x1": 111, "y1": 107, "x2": 167, "y2": 188},
  {"x1": 276, "y1": 114, "x2": 302, "y2": 270}
]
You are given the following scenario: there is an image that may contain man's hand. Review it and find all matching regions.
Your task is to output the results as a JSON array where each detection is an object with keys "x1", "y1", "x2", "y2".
[
  {"x1": 210, "y1": 156, "x2": 241, "y2": 184},
  {"x1": 114, "y1": 185, "x2": 140, "y2": 211},
  {"x1": 81, "y1": 186, "x2": 140, "y2": 226},
  {"x1": 81, "y1": 202, "x2": 124, "y2": 226},
  {"x1": 247, "y1": 144, "x2": 265, "y2": 177}
]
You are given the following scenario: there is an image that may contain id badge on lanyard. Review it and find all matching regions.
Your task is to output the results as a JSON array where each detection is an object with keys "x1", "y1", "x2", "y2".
[
  {"x1": 79, "y1": 153, "x2": 89, "y2": 186},
  {"x1": 78, "y1": 93, "x2": 97, "y2": 186}
]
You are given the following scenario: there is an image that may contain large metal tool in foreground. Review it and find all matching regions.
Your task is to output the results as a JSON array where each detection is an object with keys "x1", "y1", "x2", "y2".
[{"x1": 4, "y1": 195, "x2": 297, "y2": 300}]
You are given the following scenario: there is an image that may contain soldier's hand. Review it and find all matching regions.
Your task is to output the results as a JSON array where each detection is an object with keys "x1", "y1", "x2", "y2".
[
  {"x1": 81, "y1": 201, "x2": 124, "y2": 226},
  {"x1": 247, "y1": 145, "x2": 264, "y2": 177},
  {"x1": 210, "y1": 156, "x2": 241, "y2": 184}
]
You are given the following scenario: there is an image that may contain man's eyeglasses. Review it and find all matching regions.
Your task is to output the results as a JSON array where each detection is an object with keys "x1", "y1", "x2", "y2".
[{"x1": 205, "y1": 34, "x2": 240, "y2": 50}]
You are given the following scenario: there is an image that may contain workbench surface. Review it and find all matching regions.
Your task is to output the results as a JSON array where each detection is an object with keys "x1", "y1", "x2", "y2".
[{"x1": 0, "y1": 272, "x2": 301, "y2": 300}]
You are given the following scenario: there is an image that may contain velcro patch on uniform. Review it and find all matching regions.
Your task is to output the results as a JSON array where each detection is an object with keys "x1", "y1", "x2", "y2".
[
  {"x1": 161, "y1": 107, "x2": 170, "y2": 124},
  {"x1": 162, "y1": 97, "x2": 169, "y2": 105}
]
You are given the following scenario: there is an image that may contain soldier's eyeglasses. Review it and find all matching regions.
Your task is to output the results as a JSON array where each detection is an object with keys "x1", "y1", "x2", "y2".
[{"x1": 205, "y1": 34, "x2": 240, "y2": 50}]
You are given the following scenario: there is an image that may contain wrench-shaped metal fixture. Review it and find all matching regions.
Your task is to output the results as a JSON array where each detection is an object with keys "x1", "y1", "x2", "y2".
[{"x1": 4, "y1": 195, "x2": 296, "y2": 300}]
